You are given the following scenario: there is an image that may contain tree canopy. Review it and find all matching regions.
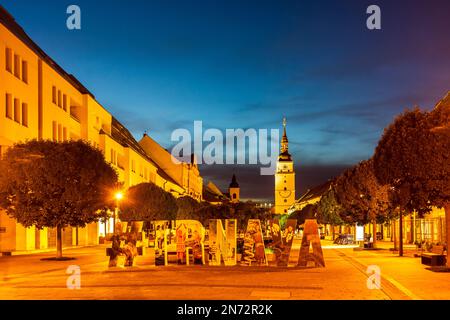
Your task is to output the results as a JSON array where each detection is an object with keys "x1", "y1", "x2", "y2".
[
  {"x1": 373, "y1": 108, "x2": 450, "y2": 215},
  {"x1": 0, "y1": 140, "x2": 118, "y2": 258},
  {"x1": 334, "y1": 159, "x2": 392, "y2": 225},
  {"x1": 373, "y1": 106, "x2": 450, "y2": 264},
  {"x1": 119, "y1": 182, "x2": 178, "y2": 223}
]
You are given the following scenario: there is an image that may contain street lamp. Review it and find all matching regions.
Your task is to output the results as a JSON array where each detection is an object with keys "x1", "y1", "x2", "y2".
[{"x1": 113, "y1": 191, "x2": 123, "y2": 234}]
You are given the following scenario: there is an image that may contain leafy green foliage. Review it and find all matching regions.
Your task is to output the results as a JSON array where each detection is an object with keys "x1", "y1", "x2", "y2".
[
  {"x1": 0, "y1": 140, "x2": 118, "y2": 229},
  {"x1": 316, "y1": 187, "x2": 345, "y2": 226},
  {"x1": 373, "y1": 108, "x2": 450, "y2": 215},
  {"x1": 334, "y1": 159, "x2": 392, "y2": 224},
  {"x1": 119, "y1": 182, "x2": 178, "y2": 222}
]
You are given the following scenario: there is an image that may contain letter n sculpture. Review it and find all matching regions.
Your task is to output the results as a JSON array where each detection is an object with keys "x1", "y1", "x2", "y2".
[{"x1": 298, "y1": 219, "x2": 325, "y2": 268}]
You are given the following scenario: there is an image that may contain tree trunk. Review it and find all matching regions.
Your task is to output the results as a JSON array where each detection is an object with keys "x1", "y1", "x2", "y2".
[
  {"x1": 393, "y1": 220, "x2": 397, "y2": 250},
  {"x1": 372, "y1": 220, "x2": 377, "y2": 248},
  {"x1": 445, "y1": 204, "x2": 450, "y2": 268},
  {"x1": 331, "y1": 224, "x2": 335, "y2": 240},
  {"x1": 399, "y1": 211, "x2": 404, "y2": 257},
  {"x1": 56, "y1": 225, "x2": 63, "y2": 259}
]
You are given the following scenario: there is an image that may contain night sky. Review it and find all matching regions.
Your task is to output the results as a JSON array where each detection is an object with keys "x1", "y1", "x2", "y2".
[{"x1": 3, "y1": 0, "x2": 450, "y2": 201}]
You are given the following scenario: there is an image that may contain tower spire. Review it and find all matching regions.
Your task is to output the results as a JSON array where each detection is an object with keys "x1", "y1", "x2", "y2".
[{"x1": 281, "y1": 117, "x2": 289, "y2": 153}]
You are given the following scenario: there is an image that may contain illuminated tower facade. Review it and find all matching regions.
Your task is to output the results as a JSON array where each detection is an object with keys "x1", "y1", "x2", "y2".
[{"x1": 274, "y1": 118, "x2": 296, "y2": 214}]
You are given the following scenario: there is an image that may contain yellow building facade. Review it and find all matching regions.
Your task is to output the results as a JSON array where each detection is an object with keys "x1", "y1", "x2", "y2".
[
  {"x1": 139, "y1": 133, "x2": 203, "y2": 201},
  {"x1": 0, "y1": 7, "x2": 200, "y2": 253}
]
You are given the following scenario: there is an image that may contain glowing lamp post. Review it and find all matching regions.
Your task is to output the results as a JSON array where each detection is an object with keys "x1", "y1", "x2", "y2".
[{"x1": 114, "y1": 191, "x2": 124, "y2": 234}]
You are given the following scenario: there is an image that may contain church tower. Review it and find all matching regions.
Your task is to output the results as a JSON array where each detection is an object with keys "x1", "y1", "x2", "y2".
[
  {"x1": 229, "y1": 174, "x2": 240, "y2": 203},
  {"x1": 274, "y1": 118, "x2": 296, "y2": 214}
]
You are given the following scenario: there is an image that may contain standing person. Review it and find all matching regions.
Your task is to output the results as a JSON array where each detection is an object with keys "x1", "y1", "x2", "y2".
[
  {"x1": 176, "y1": 224, "x2": 187, "y2": 264},
  {"x1": 156, "y1": 225, "x2": 163, "y2": 254}
]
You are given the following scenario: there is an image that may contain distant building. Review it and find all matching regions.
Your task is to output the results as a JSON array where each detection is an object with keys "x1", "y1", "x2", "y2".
[
  {"x1": 203, "y1": 181, "x2": 227, "y2": 205},
  {"x1": 288, "y1": 181, "x2": 332, "y2": 214},
  {"x1": 202, "y1": 175, "x2": 242, "y2": 205},
  {"x1": 139, "y1": 133, "x2": 203, "y2": 201},
  {"x1": 228, "y1": 174, "x2": 240, "y2": 203},
  {"x1": 274, "y1": 118, "x2": 296, "y2": 214}
]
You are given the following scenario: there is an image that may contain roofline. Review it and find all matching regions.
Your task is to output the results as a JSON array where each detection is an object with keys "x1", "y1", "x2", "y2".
[{"x1": 0, "y1": 5, "x2": 95, "y2": 98}]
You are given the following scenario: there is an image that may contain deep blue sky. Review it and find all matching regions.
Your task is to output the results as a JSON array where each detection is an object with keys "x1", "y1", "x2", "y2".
[{"x1": 3, "y1": 0, "x2": 450, "y2": 200}]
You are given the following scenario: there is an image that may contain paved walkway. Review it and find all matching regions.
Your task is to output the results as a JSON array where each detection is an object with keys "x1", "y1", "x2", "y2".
[{"x1": 0, "y1": 245, "x2": 448, "y2": 300}]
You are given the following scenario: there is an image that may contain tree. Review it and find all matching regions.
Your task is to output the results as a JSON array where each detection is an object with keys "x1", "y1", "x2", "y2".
[
  {"x1": 336, "y1": 159, "x2": 392, "y2": 246},
  {"x1": 316, "y1": 187, "x2": 346, "y2": 239},
  {"x1": 373, "y1": 107, "x2": 450, "y2": 263},
  {"x1": 0, "y1": 140, "x2": 118, "y2": 259},
  {"x1": 176, "y1": 196, "x2": 202, "y2": 221},
  {"x1": 119, "y1": 183, "x2": 178, "y2": 223}
]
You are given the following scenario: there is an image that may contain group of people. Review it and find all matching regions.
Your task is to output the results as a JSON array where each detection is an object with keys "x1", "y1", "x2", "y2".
[{"x1": 108, "y1": 233, "x2": 139, "y2": 267}]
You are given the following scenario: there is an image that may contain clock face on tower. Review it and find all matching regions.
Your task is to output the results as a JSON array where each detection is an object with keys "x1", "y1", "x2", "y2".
[{"x1": 278, "y1": 190, "x2": 291, "y2": 198}]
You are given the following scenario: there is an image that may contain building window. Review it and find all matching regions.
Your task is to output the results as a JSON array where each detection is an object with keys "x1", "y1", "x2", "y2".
[
  {"x1": 284, "y1": 199, "x2": 287, "y2": 203},
  {"x1": 14, "y1": 54, "x2": 20, "y2": 78},
  {"x1": 5, "y1": 93, "x2": 12, "y2": 119},
  {"x1": 284, "y1": 187, "x2": 287, "y2": 191},
  {"x1": 5, "y1": 47, "x2": 12, "y2": 73},
  {"x1": 52, "y1": 121, "x2": 57, "y2": 141},
  {"x1": 110, "y1": 149, "x2": 117, "y2": 165},
  {"x1": 233, "y1": 193, "x2": 237, "y2": 199},
  {"x1": 21, "y1": 60, "x2": 28, "y2": 83},
  {"x1": 14, "y1": 98, "x2": 20, "y2": 123},
  {"x1": 63, "y1": 94, "x2": 67, "y2": 111},
  {"x1": 52, "y1": 86, "x2": 57, "y2": 104},
  {"x1": 22, "y1": 103, "x2": 28, "y2": 127},
  {"x1": 57, "y1": 90, "x2": 62, "y2": 107},
  {"x1": 58, "y1": 124, "x2": 62, "y2": 142}
]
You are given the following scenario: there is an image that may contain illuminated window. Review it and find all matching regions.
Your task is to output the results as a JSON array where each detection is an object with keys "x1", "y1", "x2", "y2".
[
  {"x1": 5, "y1": 93, "x2": 12, "y2": 119},
  {"x1": 14, "y1": 54, "x2": 20, "y2": 78},
  {"x1": 21, "y1": 60, "x2": 28, "y2": 83},
  {"x1": 22, "y1": 103, "x2": 28, "y2": 127},
  {"x1": 5, "y1": 48, "x2": 12, "y2": 72},
  {"x1": 14, "y1": 98, "x2": 20, "y2": 123}
]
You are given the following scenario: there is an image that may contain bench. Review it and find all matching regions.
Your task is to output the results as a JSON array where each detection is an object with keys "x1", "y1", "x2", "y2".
[{"x1": 421, "y1": 245, "x2": 446, "y2": 266}]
